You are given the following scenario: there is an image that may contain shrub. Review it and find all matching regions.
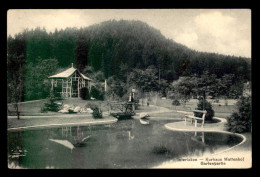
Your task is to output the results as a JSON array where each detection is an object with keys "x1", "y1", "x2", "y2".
[
  {"x1": 68, "y1": 109, "x2": 75, "y2": 114},
  {"x1": 91, "y1": 105, "x2": 103, "y2": 119},
  {"x1": 90, "y1": 86, "x2": 104, "y2": 100},
  {"x1": 195, "y1": 99, "x2": 215, "y2": 121},
  {"x1": 44, "y1": 99, "x2": 61, "y2": 112},
  {"x1": 226, "y1": 96, "x2": 251, "y2": 133},
  {"x1": 40, "y1": 106, "x2": 48, "y2": 113},
  {"x1": 41, "y1": 91, "x2": 62, "y2": 112},
  {"x1": 172, "y1": 99, "x2": 180, "y2": 106},
  {"x1": 43, "y1": 100, "x2": 61, "y2": 112},
  {"x1": 80, "y1": 87, "x2": 90, "y2": 100},
  {"x1": 86, "y1": 103, "x2": 103, "y2": 119}
]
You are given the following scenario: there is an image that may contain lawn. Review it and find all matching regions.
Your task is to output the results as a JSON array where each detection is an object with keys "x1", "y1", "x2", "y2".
[
  {"x1": 8, "y1": 98, "x2": 115, "y2": 129},
  {"x1": 8, "y1": 99, "x2": 48, "y2": 115},
  {"x1": 8, "y1": 97, "x2": 237, "y2": 129},
  {"x1": 8, "y1": 97, "x2": 237, "y2": 117},
  {"x1": 151, "y1": 98, "x2": 236, "y2": 116},
  {"x1": 8, "y1": 98, "x2": 111, "y2": 116}
]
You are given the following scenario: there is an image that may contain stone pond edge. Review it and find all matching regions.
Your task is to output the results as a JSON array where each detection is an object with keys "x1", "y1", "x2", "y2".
[
  {"x1": 7, "y1": 118, "x2": 118, "y2": 131},
  {"x1": 164, "y1": 118, "x2": 247, "y2": 156}
]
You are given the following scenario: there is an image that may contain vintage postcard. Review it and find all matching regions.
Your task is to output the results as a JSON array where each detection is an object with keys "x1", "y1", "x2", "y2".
[{"x1": 7, "y1": 9, "x2": 251, "y2": 169}]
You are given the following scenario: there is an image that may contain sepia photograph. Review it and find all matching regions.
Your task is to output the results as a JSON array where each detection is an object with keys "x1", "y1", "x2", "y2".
[{"x1": 7, "y1": 9, "x2": 252, "y2": 169}]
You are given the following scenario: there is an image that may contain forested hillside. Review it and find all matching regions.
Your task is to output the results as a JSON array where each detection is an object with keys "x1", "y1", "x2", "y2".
[{"x1": 7, "y1": 20, "x2": 251, "y2": 101}]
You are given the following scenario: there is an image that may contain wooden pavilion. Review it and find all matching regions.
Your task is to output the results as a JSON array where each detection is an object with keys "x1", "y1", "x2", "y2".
[{"x1": 48, "y1": 64, "x2": 92, "y2": 98}]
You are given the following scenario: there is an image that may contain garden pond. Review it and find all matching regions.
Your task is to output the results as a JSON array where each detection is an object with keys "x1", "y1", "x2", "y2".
[{"x1": 8, "y1": 119, "x2": 243, "y2": 168}]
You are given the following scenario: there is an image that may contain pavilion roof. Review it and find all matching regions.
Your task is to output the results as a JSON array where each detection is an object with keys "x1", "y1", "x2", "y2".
[
  {"x1": 48, "y1": 67, "x2": 92, "y2": 80},
  {"x1": 79, "y1": 73, "x2": 92, "y2": 80}
]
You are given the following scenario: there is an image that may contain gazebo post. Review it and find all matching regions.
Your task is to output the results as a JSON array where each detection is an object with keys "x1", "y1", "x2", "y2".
[
  {"x1": 66, "y1": 79, "x2": 69, "y2": 98},
  {"x1": 70, "y1": 79, "x2": 72, "y2": 98},
  {"x1": 62, "y1": 79, "x2": 64, "y2": 98},
  {"x1": 78, "y1": 78, "x2": 80, "y2": 98},
  {"x1": 51, "y1": 79, "x2": 54, "y2": 91},
  {"x1": 69, "y1": 78, "x2": 72, "y2": 98}
]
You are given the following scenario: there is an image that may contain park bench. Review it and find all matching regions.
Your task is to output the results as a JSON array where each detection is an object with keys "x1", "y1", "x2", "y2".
[{"x1": 184, "y1": 110, "x2": 207, "y2": 128}]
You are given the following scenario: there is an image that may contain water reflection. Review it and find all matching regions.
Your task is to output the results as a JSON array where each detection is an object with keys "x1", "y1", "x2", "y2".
[
  {"x1": 7, "y1": 119, "x2": 243, "y2": 169},
  {"x1": 193, "y1": 131, "x2": 205, "y2": 143},
  {"x1": 49, "y1": 139, "x2": 74, "y2": 152},
  {"x1": 61, "y1": 126, "x2": 71, "y2": 138},
  {"x1": 50, "y1": 126, "x2": 93, "y2": 151}
]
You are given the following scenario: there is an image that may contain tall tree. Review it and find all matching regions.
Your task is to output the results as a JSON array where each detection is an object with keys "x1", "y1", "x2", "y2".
[
  {"x1": 7, "y1": 64, "x2": 25, "y2": 119},
  {"x1": 75, "y1": 31, "x2": 89, "y2": 72},
  {"x1": 171, "y1": 76, "x2": 195, "y2": 106},
  {"x1": 25, "y1": 58, "x2": 59, "y2": 101}
]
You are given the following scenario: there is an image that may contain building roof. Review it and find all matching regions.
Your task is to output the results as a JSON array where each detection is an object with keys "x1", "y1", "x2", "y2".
[
  {"x1": 80, "y1": 73, "x2": 92, "y2": 80},
  {"x1": 48, "y1": 67, "x2": 92, "y2": 80}
]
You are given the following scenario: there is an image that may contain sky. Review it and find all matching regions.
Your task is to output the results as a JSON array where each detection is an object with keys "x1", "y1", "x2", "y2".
[{"x1": 7, "y1": 9, "x2": 251, "y2": 58}]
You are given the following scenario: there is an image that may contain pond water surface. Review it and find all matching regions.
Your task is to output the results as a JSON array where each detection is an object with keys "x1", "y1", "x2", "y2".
[{"x1": 8, "y1": 119, "x2": 243, "y2": 169}]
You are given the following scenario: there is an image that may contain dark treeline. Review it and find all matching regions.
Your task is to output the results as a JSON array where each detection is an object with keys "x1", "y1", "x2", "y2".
[{"x1": 7, "y1": 20, "x2": 251, "y2": 101}]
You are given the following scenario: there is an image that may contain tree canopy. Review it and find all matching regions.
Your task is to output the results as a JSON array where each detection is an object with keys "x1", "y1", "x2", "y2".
[{"x1": 7, "y1": 20, "x2": 251, "y2": 101}]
